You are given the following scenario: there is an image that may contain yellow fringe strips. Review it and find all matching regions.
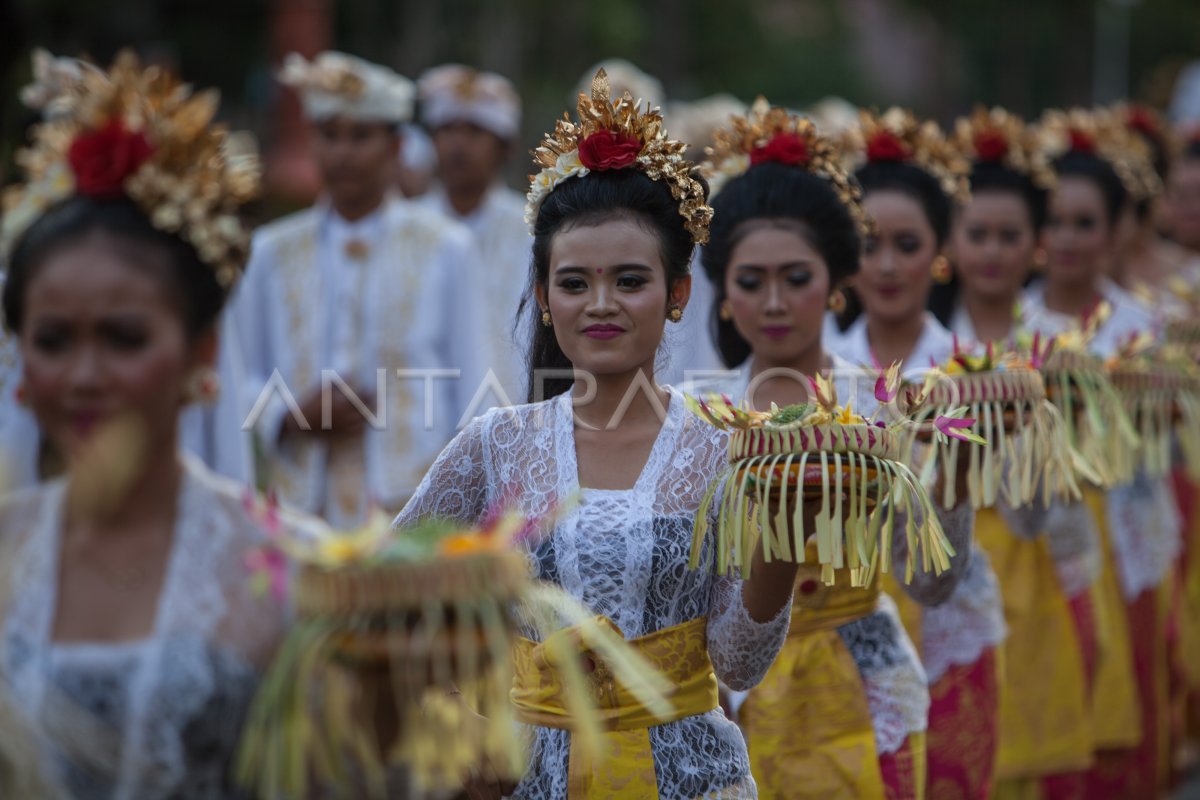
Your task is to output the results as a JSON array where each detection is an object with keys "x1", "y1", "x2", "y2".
[
  {"x1": 693, "y1": 424, "x2": 953, "y2": 585},
  {"x1": 1042, "y1": 355, "x2": 1139, "y2": 488},
  {"x1": 909, "y1": 369, "x2": 1080, "y2": 510},
  {"x1": 1110, "y1": 364, "x2": 1200, "y2": 481}
]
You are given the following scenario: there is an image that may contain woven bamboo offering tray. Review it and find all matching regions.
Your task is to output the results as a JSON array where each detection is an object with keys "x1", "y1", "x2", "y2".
[
  {"x1": 237, "y1": 508, "x2": 677, "y2": 799},
  {"x1": 688, "y1": 375, "x2": 954, "y2": 586},
  {"x1": 905, "y1": 345, "x2": 1078, "y2": 509},
  {"x1": 296, "y1": 550, "x2": 529, "y2": 671},
  {"x1": 1107, "y1": 349, "x2": 1200, "y2": 480}
]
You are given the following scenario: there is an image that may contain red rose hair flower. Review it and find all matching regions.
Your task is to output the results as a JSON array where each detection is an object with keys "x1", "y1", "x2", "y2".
[
  {"x1": 973, "y1": 130, "x2": 1010, "y2": 162},
  {"x1": 67, "y1": 119, "x2": 155, "y2": 198},
  {"x1": 1125, "y1": 106, "x2": 1160, "y2": 138},
  {"x1": 577, "y1": 130, "x2": 642, "y2": 171},
  {"x1": 866, "y1": 130, "x2": 911, "y2": 163},
  {"x1": 750, "y1": 131, "x2": 810, "y2": 167},
  {"x1": 1067, "y1": 129, "x2": 1096, "y2": 155}
]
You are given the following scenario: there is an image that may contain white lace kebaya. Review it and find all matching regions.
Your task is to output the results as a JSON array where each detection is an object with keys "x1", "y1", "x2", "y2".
[
  {"x1": 0, "y1": 456, "x2": 293, "y2": 800},
  {"x1": 393, "y1": 387, "x2": 792, "y2": 799}
]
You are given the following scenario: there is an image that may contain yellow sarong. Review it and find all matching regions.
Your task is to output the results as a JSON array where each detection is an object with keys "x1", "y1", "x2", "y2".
[
  {"x1": 511, "y1": 616, "x2": 717, "y2": 799},
  {"x1": 1082, "y1": 486, "x2": 1143, "y2": 750},
  {"x1": 974, "y1": 507, "x2": 1094, "y2": 779},
  {"x1": 743, "y1": 555, "x2": 887, "y2": 800}
]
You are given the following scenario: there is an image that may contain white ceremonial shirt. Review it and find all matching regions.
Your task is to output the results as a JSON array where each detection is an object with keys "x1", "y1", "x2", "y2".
[
  {"x1": 1021, "y1": 278, "x2": 1158, "y2": 357},
  {"x1": 233, "y1": 197, "x2": 492, "y2": 525},
  {"x1": 418, "y1": 184, "x2": 531, "y2": 407}
]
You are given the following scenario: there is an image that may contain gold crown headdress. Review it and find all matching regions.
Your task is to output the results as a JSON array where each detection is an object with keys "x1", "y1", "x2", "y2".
[
  {"x1": 700, "y1": 97, "x2": 870, "y2": 233},
  {"x1": 952, "y1": 106, "x2": 1056, "y2": 191},
  {"x1": 526, "y1": 69, "x2": 712, "y2": 244},
  {"x1": 1, "y1": 50, "x2": 260, "y2": 288},
  {"x1": 843, "y1": 107, "x2": 971, "y2": 203},
  {"x1": 1034, "y1": 107, "x2": 1161, "y2": 203}
]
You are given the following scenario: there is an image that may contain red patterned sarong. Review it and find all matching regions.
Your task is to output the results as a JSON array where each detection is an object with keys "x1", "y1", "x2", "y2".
[{"x1": 925, "y1": 649, "x2": 1000, "y2": 800}]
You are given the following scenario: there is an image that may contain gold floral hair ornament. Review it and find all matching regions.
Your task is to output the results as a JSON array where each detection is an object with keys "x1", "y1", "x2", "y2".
[
  {"x1": 1, "y1": 50, "x2": 260, "y2": 288},
  {"x1": 526, "y1": 68, "x2": 713, "y2": 244},
  {"x1": 952, "y1": 106, "x2": 1056, "y2": 191},
  {"x1": 1034, "y1": 107, "x2": 1161, "y2": 203},
  {"x1": 700, "y1": 97, "x2": 871, "y2": 234},
  {"x1": 844, "y1": 107, "x2": 971, "y2": 204}
]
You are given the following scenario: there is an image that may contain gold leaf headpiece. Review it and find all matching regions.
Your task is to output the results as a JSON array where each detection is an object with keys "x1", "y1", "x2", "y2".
[
  {"x1": 1, "y1": 50, "x2": 260, "y2": 288},
  {"x1": 526, "y1": 69, "x2": 713, "y2": 245},
  {"x1": 1033, "y1": 107, "x2": 1161, "y2": 203},
  {"x1": 952, "y1": 106, "x2": 1056, "y2": 191},
  {"x1": 700, "y1": 97, "x2": 870, "y2": 234},
  {"x1": 843, "y1": 107, "x2": 971, "y2": 204}
]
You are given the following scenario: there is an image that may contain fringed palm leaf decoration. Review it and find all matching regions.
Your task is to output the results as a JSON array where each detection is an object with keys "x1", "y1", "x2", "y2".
[
  {"x1": 1108, "y1": 338, "x2": 1200, "y2": 481},
  {"x1": 688, "y1": 374, "x2": 955, "y2": 587},
  {"x1": 1024, "y1": 308, "x2": 1140, "y2": 487},
  {"x1": 905, "y1": 341, "x2": 1080, "y2": 510},
  {"x1": 235, "y1": 506, "x2": 672, "y2": 799},
  {"x1": 1165, "y1": 317, "x2": 1200, "y2": 349}
]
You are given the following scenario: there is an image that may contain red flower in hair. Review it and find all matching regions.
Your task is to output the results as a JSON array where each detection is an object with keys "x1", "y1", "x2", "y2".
[
  {"x1": 974, "y1": 130, "x2": 1010, "y2": 162},
  {"x1": 750, "y1": 132, "x2": 810, "y2": 167},
  {"x1": 1067, "y1": 129, "x2": 1096, "y2": 154},
  {"x1": 67, "y1": 119, "x2": 155, "y2": 198},
  {"x1": 1125, "y1": 106, "x2": 1160, "y2": 138},
  {"x1": 577, "y1": 130, "x2": 642, "y2": 170},
  {"x1": 866, "y1": 130, "x2": 911, "y2": 163}
]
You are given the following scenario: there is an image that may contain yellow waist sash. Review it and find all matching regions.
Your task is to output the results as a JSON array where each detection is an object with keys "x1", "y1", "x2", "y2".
[
  {"x1": 512, "y1": 616, "x2": 718, "y2": 799},
  {"x1": 789, "y1": 562, "x2": 881, "y2": 636},
  {"x1": 745, "y1": 556, "x2": 885, "y2": 799}
]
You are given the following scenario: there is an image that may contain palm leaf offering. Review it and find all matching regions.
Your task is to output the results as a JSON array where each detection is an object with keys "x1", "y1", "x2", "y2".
[
  {"x1": 904, "y1": 337, "x2": 1079, "y2": 510},
  {"x1": 1020, "y1": 304, "x2": 1139, "y2": 487},
  {"x1": 687, "y1": 370, "x2": 954, "y2": 587},
  {"x1": 235, "y1": 500, "x2": 672, "y2": 799},
  {"x1": 1107, "y1": 336, "x2": 1200, "y2": 481}
]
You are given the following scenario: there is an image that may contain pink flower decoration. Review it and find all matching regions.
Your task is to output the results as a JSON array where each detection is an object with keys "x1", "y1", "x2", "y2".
[
  {"x1": 874, "y1": 374, "x2": 893, "y2": 404},
  {"x1": 935, "y1": 415, "x2": 978, "y2": 442},
  {"x1": 244, "y1": 547, "x2": 289, "y2": 602}
]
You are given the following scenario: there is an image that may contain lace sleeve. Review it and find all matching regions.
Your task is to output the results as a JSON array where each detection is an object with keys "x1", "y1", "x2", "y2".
[
  {"x1": 706, "y1": 577, "x2": 791, "y2": 692},
  {"x1": 894, "y1": 502, "x2": 974, "y2": 607},
  {"x1": 392, "y1": 413, "x2": 492, "y2": 528}
]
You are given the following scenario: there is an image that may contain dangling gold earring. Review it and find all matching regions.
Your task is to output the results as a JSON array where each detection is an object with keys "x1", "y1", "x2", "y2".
[
  {"x1": 718, "y1": 302, "x2": 732, "y2": 321},
  {"x1": 1032, "y1": 247, "x2": 1048, "y2": 271},
  {"x1": 185, "y1": 367, "x2": 220, "y2": 406},
  {"x1": 827, "y1": 288, "x2": 847, "y2": 314},
  {"x1": 667, "y1": 304, "x2": 683, "y2": 323},
  {"x1": 541, "y1": 310, "x2": 552, "y2": 327},
  {"x1": 931, "y1": 255, "x2": 953, "y2": 284}
]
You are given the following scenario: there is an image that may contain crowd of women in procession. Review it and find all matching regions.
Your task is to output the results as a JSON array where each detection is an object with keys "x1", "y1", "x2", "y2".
[{"x1": 1, "y1": 41, "x2": 1200, "y2": 800}]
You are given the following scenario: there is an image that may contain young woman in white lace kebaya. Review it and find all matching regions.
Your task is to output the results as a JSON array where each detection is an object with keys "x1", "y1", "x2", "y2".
[
  {"x1": 393, "y1": 76, "x2": 800, "y2": 799},
  {"x1": 0, "y1": 54, "x2": 298, "y2": 799}
]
